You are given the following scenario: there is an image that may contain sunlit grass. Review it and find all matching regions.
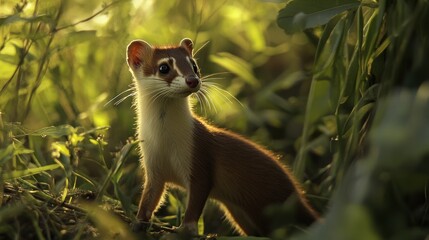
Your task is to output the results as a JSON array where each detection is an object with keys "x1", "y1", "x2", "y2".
[{"x1": 1, "y1": 0, "x2": 429, "y2": 239}]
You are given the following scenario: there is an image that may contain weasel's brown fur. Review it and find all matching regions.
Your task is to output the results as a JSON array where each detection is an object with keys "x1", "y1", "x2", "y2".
[{"x1": 126, "y1": 38, "x2": 318, "y2": 236}]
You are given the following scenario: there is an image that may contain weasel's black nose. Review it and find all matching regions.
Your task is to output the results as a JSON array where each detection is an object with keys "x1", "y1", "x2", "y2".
[{"x1": 186, "y1": 76, "x2": 200, "y2": 88}]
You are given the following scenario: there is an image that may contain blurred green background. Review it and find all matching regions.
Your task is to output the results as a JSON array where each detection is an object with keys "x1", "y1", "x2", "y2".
[
  {"x1": 1, "y1": 0, "x2": 429, "y2": 239},
  {"x1": 0, "y1": 0, "x2": 316, "y2": 169},
  {"x1": 0, "y1": 0, "x2": 318, "y2": 238}
]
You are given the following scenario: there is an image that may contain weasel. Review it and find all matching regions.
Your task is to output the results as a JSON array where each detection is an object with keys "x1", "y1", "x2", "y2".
[{"x1": 126, "y1": 38, "x2": 318, "y2": 236}]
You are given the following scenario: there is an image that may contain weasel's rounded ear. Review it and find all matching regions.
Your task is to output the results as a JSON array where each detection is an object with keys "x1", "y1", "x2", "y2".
[
  {"x1": 180, "y1": 38, "x2": 194, "y2": 56},
  {"x1": 127, "y1": 40, "x2": 153, "y2": 69}
]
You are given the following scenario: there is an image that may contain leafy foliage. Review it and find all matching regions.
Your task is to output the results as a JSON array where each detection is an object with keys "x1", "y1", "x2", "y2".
[
  {"x1": 276, "y1": 0, "x2": 429, "y2": 239},
  {"x1": 1, "y1": 0, "x2": 429, "y2": 239},
  {"x1": 277, "y1": 0, "x2": 360, "y2": 34}
]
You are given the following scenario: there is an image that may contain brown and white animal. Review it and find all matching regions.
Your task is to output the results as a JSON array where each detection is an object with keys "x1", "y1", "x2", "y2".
[{"x1": 126, "y1": 38, "x2": 318, "y2": 236}]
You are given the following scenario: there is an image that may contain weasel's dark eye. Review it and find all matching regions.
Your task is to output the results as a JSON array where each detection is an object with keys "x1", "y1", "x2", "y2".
[
  {"x1": 191, "y1": 60, "x2": 199, "y2": 74},
  {"x1": 159, "y1": 64, "x2": 170, "y2": 74}
]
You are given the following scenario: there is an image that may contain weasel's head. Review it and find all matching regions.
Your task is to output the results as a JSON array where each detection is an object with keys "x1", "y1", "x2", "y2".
[{"x1": 126, "y1": 38, "x2": 201, "y2": 98}]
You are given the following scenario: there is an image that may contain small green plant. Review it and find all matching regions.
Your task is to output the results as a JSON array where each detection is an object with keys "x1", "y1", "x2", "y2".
[{"x1": 0, "y1": 114, "x2": 141, "y2": 238}]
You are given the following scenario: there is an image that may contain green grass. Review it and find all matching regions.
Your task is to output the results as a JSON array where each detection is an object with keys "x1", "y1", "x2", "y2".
[{"x1": 1, "y1": 0, "x2": 429, "y2": 239}]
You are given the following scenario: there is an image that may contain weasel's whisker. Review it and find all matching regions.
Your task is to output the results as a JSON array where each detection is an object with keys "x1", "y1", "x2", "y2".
[
  {"x1": 199, "y1": 91, "x2": 212, "y2": 115},
  {"x1": 207, "y1": 84, "x2": 244, "y2": 108},
  {"x1": 141, "y1": 86, "x2": 166, "y2": 97},
  {"x1": 105, "y1": 87, "x2": 136, "y2": 107},
  {"x1": 193, "y1": 40, "x2": 210, "y2": 57},
  {"x1": 148, "y1": 88, "x2": 170, "y2": 106},
  {"x1": 202, "y1": 81, "x2": 224, "y2": 88},
  {"x1": 200, "y1": 92, "x2": 211, "y2": 116},
  {"x1": 201, "y1": 72, "x2": 229, "y2": 79},
  {"x1": 199, "y1": 87, "x2": 217, "y2": 113},
  {"x1": 196, "y1": 90, "x2": 210, "y2": 113},
  {"x1": 193, "y1": 92, "x2": 207, "y2": 116},
  {"x1": 201, "y1": 77, "x2": 224, "y2": 82},
  {"x1": 210, "y1": 86, "x2": 233, "y2": 105},
  {"x1": 115, "y1": 92, "x2": 137, "y2": 105}
]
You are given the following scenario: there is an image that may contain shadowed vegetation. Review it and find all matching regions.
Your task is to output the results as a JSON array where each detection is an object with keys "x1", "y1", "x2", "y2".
[{"x1": 1, "y1": 0, "x2": 429, "y2": 239}]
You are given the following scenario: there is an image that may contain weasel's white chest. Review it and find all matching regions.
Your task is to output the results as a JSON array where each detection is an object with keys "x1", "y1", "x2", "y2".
[{"x1": 137, "y1": 101, "x2": 194, "y2": 188}]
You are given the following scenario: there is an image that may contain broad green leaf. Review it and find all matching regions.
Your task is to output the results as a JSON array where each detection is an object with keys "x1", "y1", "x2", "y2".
[
  {"x1": 28, "y1": 125, "x2": 75, "y2": 138},
  {"x1": 277, "y1": 0, "x2": 360, "y2": 33},
  {"x1": 370, "y1": 84, "x2": 429, "y2": 167},
  {"x1": 210, "y1": 52, "x2": 260, "y2": 88},
  {"x1": 304, "y1": 80, "x2": 332, "y2": 127},
  {"x1": 0, "y1": 14, "x2": 52, "y2": 26},
  {"x1": 342, "y1": 84, "x2": 379, "y2": 130},
  {"x1": 295, "y1": 79, "x2": 332, "y2": 179},
  {"x1": 265, "y1": 71, "x2": 305, "y2": 93},
  {"x1": 2, "y1": 163, "x2": 60, "y2": 180},
  {"x1": 313, "y1": 14, "x2": 343, "y2": 62},
  {"x1": 363, "y1": 2, "x2": 385, "y2": 68},
  {"x1": 339, "y1": 33, "x2": 360, "y2": 111},
  {"x1": 313, "y1": 19, "x2": 346, "y2": 80},
  {"x1": 310, "y1": 204, "x2": 381, "y2": 240}
]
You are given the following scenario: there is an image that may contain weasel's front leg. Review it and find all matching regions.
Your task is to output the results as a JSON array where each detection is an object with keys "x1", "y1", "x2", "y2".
[
  {"x1": 136, "y1": 173, "x2": 166, "y2": 225},
  {"x1": 179, "y1": 176, "x2": 211, "y2": 235}
]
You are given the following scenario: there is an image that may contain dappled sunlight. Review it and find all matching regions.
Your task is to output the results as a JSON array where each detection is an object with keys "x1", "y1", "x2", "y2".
[
  {"x1": 2, "y1": 0, "x2": 428, "y2": 239},
  {"x1": 0, "y1": 0, "x2": 306, "y2": 139}
]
